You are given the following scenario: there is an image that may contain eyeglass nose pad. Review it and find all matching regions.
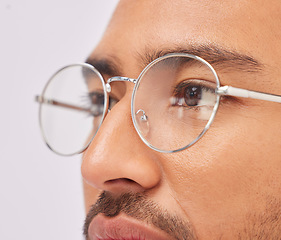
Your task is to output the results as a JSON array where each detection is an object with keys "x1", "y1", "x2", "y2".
[
  {"x1": 136, "y1": 109, "x2": 149, "y2": 137},
  {"x1": 105, "y1": 83, "x2": 111, "y2": 93}
]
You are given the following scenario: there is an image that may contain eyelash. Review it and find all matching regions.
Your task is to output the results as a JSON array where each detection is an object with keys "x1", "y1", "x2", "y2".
[
  {"x1": 80, "y1": 91, "x2": 118, "y2": 117},
  {"x1": 172, "y1": 79, "x2": 217, "y2": 108},
  {"x1": 173, "y1": 79, "x2": 244, "y2": 111},
  {"x1": 174, "y1": 80, "x2": 215, "y2": 95}
]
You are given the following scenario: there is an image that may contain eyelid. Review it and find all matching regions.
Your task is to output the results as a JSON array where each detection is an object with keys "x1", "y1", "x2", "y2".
[
  {"x1": 173, "y1": 79, "x2": 247, "y2": 107},
  {"x1": 88, "y1": 89, "x2": 118, "y2": 101},
  {"x1": 174, "y1": 79, "x2": 217, "y2": 94}
]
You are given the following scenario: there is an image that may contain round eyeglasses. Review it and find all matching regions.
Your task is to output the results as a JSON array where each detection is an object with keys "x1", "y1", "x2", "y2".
[{"x1": 36, "y1": 53, "x2": 281, "y2": 156}]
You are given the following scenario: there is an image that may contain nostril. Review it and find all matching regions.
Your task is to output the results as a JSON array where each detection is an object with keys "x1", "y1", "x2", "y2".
[
  {"x1": 123, "y1": 178, "x2": 135, "y2": 183},
  {"x1": 106, "y1": 178, "x2": 135, "y2": 184},
  {"x1": 105, "y1": 178, "x2": 143, "y2": 192}
]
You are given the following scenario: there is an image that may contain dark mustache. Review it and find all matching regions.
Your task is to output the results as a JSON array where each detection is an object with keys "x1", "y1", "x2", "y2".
[{"x1": 83, "y1": 191, "x2": 197, "y2": 240}]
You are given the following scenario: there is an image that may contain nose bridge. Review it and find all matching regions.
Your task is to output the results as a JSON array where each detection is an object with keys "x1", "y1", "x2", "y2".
[{"x1": 105, "y1": 76, "x2": 137, "y2": 93}]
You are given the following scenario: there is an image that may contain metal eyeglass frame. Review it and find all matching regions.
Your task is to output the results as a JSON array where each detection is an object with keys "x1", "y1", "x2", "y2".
[{"x1": 36, "y1": 53, "x2": 281, "y2": 155}]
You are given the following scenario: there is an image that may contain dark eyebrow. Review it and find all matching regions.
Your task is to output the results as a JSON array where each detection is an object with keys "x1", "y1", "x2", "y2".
[
  {"x1": 85, "y1": 57, "x2": 122, "y2": 77},
  {"x1": 85, "y1": 44, "x2": 263, "y2": 78},
  {"x1": 138, "y1": 44, "x2": 264, "y2": 73}
]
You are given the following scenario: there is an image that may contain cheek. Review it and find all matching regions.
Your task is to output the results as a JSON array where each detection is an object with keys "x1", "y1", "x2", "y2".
[{"x1": 162, "y1": 106, "x2": 281, "y2": 229}]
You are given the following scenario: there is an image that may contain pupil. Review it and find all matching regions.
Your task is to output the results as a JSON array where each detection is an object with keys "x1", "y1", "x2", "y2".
[{"x1": 184, "y1": 85, "x2": 202, "y2": 106}]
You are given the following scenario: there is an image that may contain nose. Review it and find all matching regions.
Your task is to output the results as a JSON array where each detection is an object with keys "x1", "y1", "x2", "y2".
[{"x1": 81, "y1": 93, "x2": 162, "y2": 193}]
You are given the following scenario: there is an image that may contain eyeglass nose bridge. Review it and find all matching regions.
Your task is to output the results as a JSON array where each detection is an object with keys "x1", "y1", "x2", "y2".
[{"x1": 106, "y1": 76, "x2": 137, "y2": 93}]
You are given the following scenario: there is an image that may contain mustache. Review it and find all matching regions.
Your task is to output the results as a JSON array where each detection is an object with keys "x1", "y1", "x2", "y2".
[{"x1": 83, "y1": 191, "x2": 197, "y2": 240}]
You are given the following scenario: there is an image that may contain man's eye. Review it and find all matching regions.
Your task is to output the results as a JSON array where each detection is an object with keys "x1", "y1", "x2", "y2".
[
  {"x1": 88, "y1": 91, "x2": 106, "y2": 117},
  {"x1": 88, "y1": 91, "x2": 118, "y2": 116},
  {"x1": 172, "y1": 80, "x2": 217, "y2": 108}
]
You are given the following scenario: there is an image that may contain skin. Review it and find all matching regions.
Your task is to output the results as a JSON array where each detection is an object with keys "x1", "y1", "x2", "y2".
[{"x1": 81, "y1": 0, "x2": 281, "y2": 239}]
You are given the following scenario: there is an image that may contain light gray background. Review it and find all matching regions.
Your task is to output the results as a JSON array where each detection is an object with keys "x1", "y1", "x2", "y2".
[{"x1": 0, "y1": 1, "x2": 118, "y2": 239}]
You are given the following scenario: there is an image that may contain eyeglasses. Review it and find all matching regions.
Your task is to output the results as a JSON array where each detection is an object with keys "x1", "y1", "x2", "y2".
[{"x1": 36, "y1": 53, "x2": 281, "y2": 156}]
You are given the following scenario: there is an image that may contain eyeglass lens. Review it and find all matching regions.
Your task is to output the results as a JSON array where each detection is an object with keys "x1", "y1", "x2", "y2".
[
  {"x1": 132, "y1": 55, "x2": 219, "y2": 152},
  {"x1": 39, "y1": 64, "x2": 107, "y2": 155}
]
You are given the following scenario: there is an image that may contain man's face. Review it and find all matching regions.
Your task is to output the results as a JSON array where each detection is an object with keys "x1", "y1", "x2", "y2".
[{"x1": 81, "y1": 0, "x2": 281, "y2": 239}]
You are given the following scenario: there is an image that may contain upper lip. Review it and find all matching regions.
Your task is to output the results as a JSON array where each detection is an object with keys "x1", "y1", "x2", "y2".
[{"x1": 88, "y1": 213, "x2": 173, "y2": 240}]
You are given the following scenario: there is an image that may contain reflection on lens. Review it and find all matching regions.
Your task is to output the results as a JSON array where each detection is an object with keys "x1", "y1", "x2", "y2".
[
  {"x1": 135, "y1": 109, "x2": 149, "y2": 136},
  {"x1": 132, "y1": 54, "x2": 220, "y2": 153},
  {"x1": 39, "y1": 64, "x2": 107, "y2": 156}
]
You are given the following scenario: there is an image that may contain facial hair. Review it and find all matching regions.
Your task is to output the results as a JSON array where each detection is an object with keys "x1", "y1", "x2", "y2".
[{"x1": 83, "y1": 191, "x2": 197, "y2": 240}]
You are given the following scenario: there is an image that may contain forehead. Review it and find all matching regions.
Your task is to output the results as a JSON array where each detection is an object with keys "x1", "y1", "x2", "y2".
[
  {"x1": 92, "y1": 0, "x2": 281, "y2": 85},
  {"x1": 99, "y1": 1, "x2": 280, "y2": 49}
]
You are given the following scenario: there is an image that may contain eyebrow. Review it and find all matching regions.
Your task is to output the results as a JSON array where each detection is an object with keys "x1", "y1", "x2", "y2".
[
  {"x1": 85, "y1": 44, "x2": 263, "y2": 78},
  {"x1": 85, "y1": 57, "x2": 122, "y2": 77},
  {"x1": 139, "y1": 44, "x2": 263, "y2": 73}
]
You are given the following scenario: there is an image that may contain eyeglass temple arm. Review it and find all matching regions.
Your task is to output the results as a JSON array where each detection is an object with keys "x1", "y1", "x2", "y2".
[
  {"x1": 35, "y1": 95, "x2": 93, "y2": 113},
  {"x1": 217, "y1": 86, "x2": 281, "y2": 103}
]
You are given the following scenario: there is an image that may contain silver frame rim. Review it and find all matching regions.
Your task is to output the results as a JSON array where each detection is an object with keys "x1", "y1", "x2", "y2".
[
  {"x1": 38, "y1": 63, "x2": 108, "y2": 156},
  {"x1": 131, "y1": 53, "x2": 221, "y2": 154}
]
